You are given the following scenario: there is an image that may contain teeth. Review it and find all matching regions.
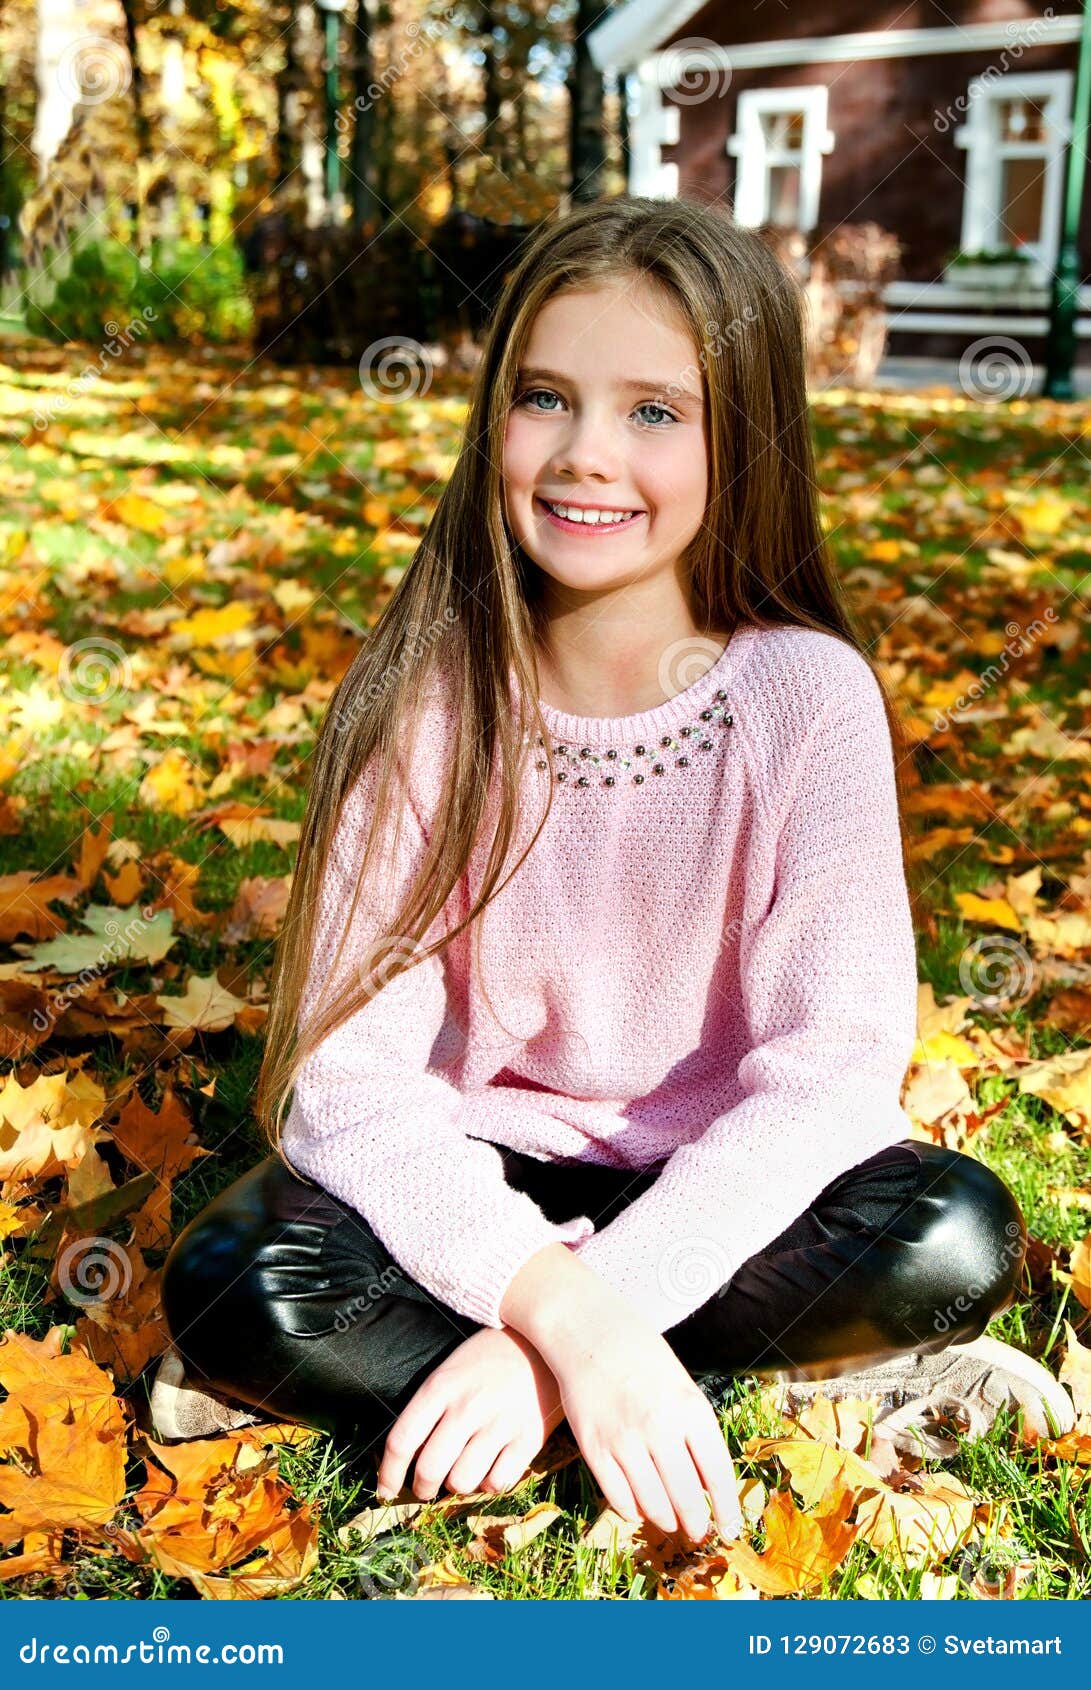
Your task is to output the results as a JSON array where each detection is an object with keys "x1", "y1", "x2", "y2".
[{"x1": 544, "y1": 501, "x2": 638, "y2": 525}]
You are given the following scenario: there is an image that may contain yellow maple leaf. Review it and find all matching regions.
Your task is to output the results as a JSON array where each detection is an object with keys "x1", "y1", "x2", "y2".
[
  {"x1": 107, "y1": 492, "x2": 170, "y2": 534},
  {"x1": 169, "y1": 603, "x2": 255, "y2": 646},
  {"x1": 954, "y1": 891, "x2": 1022, "y2": 932},
  {"x1": 723, "y1": 1473, "x2": 859, "y2": 1596},
  {"x1": 138, "y1": 748, "x2": 206, "y2": 816},
  {"x1": 1018, "y1": 492, "x2": 1071, "y2": 537}
]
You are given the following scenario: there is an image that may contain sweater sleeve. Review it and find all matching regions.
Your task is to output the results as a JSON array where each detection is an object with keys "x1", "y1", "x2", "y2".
[
  {"x1": 280, "y1": 760, "x2": 596, "y2": 1330},
  {"x1": 568, "y1": 653, "x2": 920, "y2": 1335}
]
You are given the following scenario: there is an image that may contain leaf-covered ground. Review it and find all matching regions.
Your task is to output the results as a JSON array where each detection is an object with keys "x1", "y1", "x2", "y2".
[{"x1": 0, "y1": 340, "x2": 1090, "y2": 1600}]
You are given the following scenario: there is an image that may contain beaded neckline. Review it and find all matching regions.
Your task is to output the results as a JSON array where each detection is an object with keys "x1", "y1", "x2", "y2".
[
  {"x1": 517, "y1": 623, "x2": 754, "y2": 792},
  {"x1": 527, "y1": 690, "x2": 734, "y2": 788}
]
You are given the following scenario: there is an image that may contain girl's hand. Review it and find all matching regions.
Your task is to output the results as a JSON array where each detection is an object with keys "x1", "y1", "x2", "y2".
[
  {"x1": 374, "y1": 1327, "x2": 564, "y2": 1503},
  {"x1": 548, "y1": 1315, "x2": 743, "y2": 1544}
]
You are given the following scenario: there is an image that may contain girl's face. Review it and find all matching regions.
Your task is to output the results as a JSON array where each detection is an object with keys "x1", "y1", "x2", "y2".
[{"x1": 502, "y1": 278, "x2": 709, "y2": 610}]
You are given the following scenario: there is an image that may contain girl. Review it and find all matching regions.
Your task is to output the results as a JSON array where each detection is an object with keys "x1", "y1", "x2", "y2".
[{"x1": 155, "y1": 196, "x2": 1073, "y2": 1544}]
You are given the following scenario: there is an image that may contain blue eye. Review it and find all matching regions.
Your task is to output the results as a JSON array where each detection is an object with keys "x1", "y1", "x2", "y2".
[
  {"x1": 517, "y1": 388, "x2": 562, "y2": 413},
  {"x1": 514, "y1": 389, "x2": 679, "y2": 427},
  {"x1": 634, "y1": 401, "x2": 677, "y2": 428}
]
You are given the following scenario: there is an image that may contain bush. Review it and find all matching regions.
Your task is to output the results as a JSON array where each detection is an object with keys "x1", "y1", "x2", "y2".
[
  {"x1": 143, "y1": 238, "x2": 254, "y2": 344},
  {"x1": 23, "y1": 234, "x2": 254, "y2": 346},
  {"x1": 760, "y1": 220, "x2": 903, "y2": 386},
  {"x1": 24, "y1": 237, "x2": 143, "y2": 342},
  {"x1": 241, "y1": 210, "x2": 535, "y2": 364}
]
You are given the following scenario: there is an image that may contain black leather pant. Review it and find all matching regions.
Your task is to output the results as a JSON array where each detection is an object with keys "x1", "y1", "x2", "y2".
[{"x1": 160, "y1": 1137, "x2": 1027, "y2": 1454}]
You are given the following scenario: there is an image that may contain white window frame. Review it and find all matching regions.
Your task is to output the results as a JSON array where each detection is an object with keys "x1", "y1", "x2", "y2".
[
  {"x1": 953, "y1": 70, "x2": 1073, "y2": 272},
  {"x1": 726, "y1": 86, "x2": 834, "y2": 230}
]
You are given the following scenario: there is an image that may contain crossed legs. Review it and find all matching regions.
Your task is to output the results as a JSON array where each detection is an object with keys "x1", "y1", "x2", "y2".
[{"x1": 160, "y1": 1137, "x2": 1026, "y2": 1453}]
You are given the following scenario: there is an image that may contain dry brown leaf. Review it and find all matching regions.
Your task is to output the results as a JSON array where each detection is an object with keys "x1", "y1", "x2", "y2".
[
  {"x1": 1058, "y1": 1320, "x2": 1091, "y2": 1418},
  {"x1": 155, "y1": 973, "x2": 251, "y2": 1033},
  {"x1": 658, "y1": 1552, "x2": 761, "y2": 1599},
  {"x1": 1068, "y1": 1234, "x2": 1091, "y2": 1311},
  {"x1": 463, "y1": 1500, "x2": 562, "y2": 1563},
  {"x1": 0, "y1": 871, "x2": 85, "y2": 943},
  {"x1": 852, "y1": 1471, "x2": 980, "y2": 1567}
]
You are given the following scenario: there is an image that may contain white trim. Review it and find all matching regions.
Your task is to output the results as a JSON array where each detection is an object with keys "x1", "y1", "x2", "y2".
[
  {"x1": 952, "y1": 70, "x2": 1073, "y2": 273},
  {"x1": 883, "y1": 310, "x2": 1091, "y2": 337},
  {"x1": 884, "y1": 280, "x2": 1091, "y2": 308},
  {"x1": 590, "y1": 13, "x2": 1082, "y2": 75},
  {"x1": 588, "y1": 0, "x2": 707, "y2": 71},
  {"x1": 881, "y1": 277, "x2": 1091, "y2": 335},
  {"x1": 629, "y1": 61, "x2": 679, "y2": 197},
  {"x1": 727, "y1": 86, "x2": 833, "y2": 231}
]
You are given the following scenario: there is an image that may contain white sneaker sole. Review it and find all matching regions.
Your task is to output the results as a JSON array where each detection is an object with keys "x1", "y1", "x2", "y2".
[
  {"x1": 767, "y1": 1333, "x2": 1075, "y2": 1442},
  {"x1": 149, "y1": 1345, "x2": 261, "y2": 1442},
  {"x1": 938, "y1": 1333, "x2": 1076, "y2": 1438}
]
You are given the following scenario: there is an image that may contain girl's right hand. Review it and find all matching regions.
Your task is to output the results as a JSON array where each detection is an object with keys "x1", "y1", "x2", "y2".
[{"x1": 549, "y1": 1317, "x2": 744, "y2": 1543}]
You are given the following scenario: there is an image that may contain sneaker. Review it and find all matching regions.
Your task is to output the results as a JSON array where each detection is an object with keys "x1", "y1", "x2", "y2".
[
  {"x1": 769, "y1": 1333, "x2": 1076, "y2": 1444},
  {"x1": 148, "y1": 1342, "x2": 263, "y2": 1442}
]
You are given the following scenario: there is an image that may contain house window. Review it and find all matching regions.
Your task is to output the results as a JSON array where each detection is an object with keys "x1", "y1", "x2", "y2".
[
  {"x1": 726, "y1": 87, "x2": 834, "y2": 230},
  {"x1": 953, "y1": 71, "x2": 1073, "y2": 271}
]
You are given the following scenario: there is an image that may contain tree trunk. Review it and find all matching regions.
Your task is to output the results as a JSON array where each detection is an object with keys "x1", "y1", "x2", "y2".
[
  {"x1": 0, "y1": 58, "x2": 7, "y2": 282},
  {"x1": 273, "y1": 0, "x2": 301, "y2": 194},
  {"x1": 569, "y1": 0, "x2": 611, "y2": 203},
  {"x1": 117, "y1": 0, "x2": 151, "y2": 242},
  {"x1": 479, "y1": 0, "x2": 502, "y2": 164},
  {"x1": 348, "y1": 0, "x2": 380, "y2": 229}
]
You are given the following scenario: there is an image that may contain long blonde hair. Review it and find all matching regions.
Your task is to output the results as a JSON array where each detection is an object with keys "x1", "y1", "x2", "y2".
[{"x1": 254, "y1": 193, "x2": 921, "y2": 1157}]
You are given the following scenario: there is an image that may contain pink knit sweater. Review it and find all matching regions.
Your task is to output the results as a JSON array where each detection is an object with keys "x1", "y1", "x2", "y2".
[{"x1": 282, "y1": 621, "x2": 920, "y2": 1337}]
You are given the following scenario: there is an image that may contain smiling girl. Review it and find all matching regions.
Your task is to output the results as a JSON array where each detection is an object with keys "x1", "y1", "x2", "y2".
[{"x1": 155, "y1": 196, "x2": 1073, "y2": 1545}]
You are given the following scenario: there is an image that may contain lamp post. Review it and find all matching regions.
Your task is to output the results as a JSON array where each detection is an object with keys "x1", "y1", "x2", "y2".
[
  {"x1": 314, "y1": 0, "x2": 347, "y2": 221},
  {"x1": 1043, "y1": 0, "x2": 1091, "y2": 398}
]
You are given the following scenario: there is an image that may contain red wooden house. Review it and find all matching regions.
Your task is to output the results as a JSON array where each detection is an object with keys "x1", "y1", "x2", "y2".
[{"x1": 588, "y1": 1, "x2": 1091, "y2": 364}]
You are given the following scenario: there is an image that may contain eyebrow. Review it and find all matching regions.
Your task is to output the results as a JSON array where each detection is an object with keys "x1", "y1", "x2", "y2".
[{"x1": 516, "y1": 366, "x2": 704, "y2": 407}]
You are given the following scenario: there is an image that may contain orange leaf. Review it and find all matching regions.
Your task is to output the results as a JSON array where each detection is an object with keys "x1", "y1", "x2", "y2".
[{"x1": 723, "y1": 1473, "x2": 859, "y2": 1595}]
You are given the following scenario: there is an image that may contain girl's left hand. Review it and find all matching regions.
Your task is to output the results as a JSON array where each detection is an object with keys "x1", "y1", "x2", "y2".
[{"x1": 374, "y1": 1326, "x2": 565, "y2": 1502}]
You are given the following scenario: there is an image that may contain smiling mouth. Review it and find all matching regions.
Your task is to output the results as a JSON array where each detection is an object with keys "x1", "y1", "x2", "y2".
[{"x1": 535, "y1": 495, "x2": 646, "y2": 533}]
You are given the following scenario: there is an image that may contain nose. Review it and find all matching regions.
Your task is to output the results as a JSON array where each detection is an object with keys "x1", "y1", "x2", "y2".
[{"x1": 548, "y1": 409, "x2": 623, "y2": 484}]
